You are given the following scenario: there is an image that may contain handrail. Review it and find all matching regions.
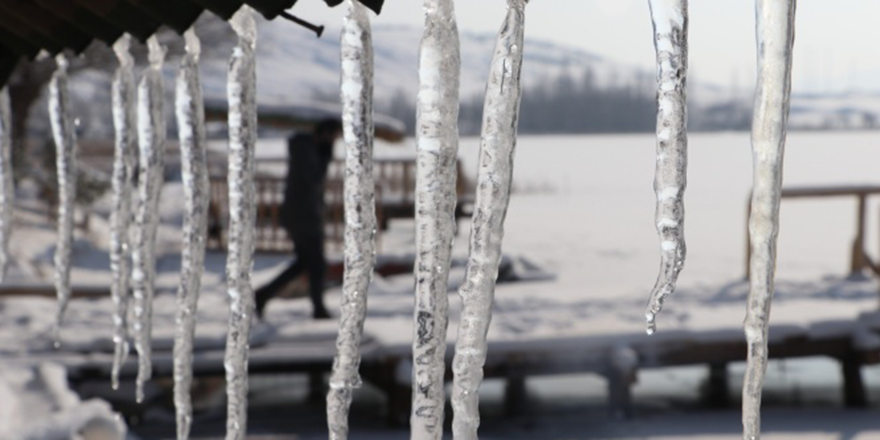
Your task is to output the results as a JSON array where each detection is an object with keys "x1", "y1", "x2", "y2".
[{"x1": 745, "y1": 184, "x2": 880, "y2": 280}]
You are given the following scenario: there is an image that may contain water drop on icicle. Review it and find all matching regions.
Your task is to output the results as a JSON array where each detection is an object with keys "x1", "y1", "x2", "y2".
[
  {"x1": 327, "y1": 1, "x2": 376, "y2": 438},
  {"x1": 742, "y1": 1, "x2": 796, "y2": 439},
  {"x1": 410, "y1": 0, "x2": 461, "y2": 438},
  {"x1": 173, "y1": 27, "x2": 209, "y2": 440},
  {"x1": 0, "y1": 86, "x2": 12, "y2": 283},
  {"x1": 224, "y1": 6, "x2": 258, "y2": 440},
  {"x1": 109, "y1": 34, "x2": 137, "y2": 391},
  {"x1": 451, "y1": 1, "x2": 528, "y2": 438},
  {"x1": 49, "y1": 54, "x2": 77, "y2": 346},
  {"x1": 644, "y1": 0, "x2": 688, "y2": 335},
  {"x1": 131, "y1": 36, "x2": 167, "y2": 404}
]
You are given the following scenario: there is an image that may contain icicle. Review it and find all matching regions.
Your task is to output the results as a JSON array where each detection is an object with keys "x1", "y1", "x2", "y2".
[
  {"x1": 326, "y1": 2, "x2": 376, "y2": 438},
  {"x1": 0, "y1": 86, "x2": 12, "y2": 282},
  {"x1": 743, "y1": 1, "x2": 796, "y2": 439},
  {"x1": 644, "y1": 0, "x2": 688, "y2": 336},
  {"x1": 223, "y1": 7, "x2": 257, "y2": 440},
  {"x1": 49, "y1": 54, "x2": 77, "y2": 346},
  {"x1": 410, "y1": 0, "x2": 460, "y2": 438},
  {"x1": 109, "y1": 34, "x2": 137, "y2": 391},
  {"x1": 451, "y1": 1, "x2": 527, "y2": 438},
  {"x1": 131, "y1": 36, "x2": 167, "y2": 404},
  {"x1": 173, "y1": 28, "x2": 209, "y2": 440}
]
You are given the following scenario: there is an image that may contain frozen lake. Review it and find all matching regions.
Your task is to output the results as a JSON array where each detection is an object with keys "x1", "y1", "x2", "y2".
[{"x1": 462, "y1": 131, "x2": 880, "y2": 288}]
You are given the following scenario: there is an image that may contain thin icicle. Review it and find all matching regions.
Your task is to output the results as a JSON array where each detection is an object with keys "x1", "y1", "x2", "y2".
[
  {"x1": 110, "y1": 34, "x2": 138, "y2": 390},
  {"x1": 131, "y1": 36, "x2": 167, "y2": 404},
  {"x1": 223, "y1": 7, "x2": 257, "y2": 440},
  {"x1": 173, "y1": 28, "x2": 209, "y2": 440},
  {"x1": 0, "y1": 86, "x2": 12, "y2": 282},
  {"x1": 49, "y1": 54, "x2": 77, "y2": 346},
  {"x1": 743, "y1": 1, "x2": 796, "y2": 439},
  {"x1": 327, "y1": 2, "x2": 375, "y2": 438},
  {"x1": 451, "y1": 1, "x2": 527, "y2": 438},
  {"x1": 644, "y1": 0, "x2": 688, "y2": 335},
  {"x1": 410, "y1": 0, "x2": 460, "y2": 438}
]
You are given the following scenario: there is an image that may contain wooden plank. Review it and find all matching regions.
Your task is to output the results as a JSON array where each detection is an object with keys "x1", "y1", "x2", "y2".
[{"x1": 780, "y1": 185, "x2": 880, "y2": 198}]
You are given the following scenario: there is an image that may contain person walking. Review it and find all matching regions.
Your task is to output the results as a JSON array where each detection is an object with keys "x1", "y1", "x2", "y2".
[{"x1": 255, "y1": 118, "x2": 342, "y2": 320}]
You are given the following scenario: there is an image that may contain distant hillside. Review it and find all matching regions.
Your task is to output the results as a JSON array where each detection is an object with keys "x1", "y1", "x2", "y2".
[
  {"x1": 30, "y1": 21, "x2": 880, "y2": 139},
  {"x1": 197, "y1": 22, "x2": 665, "y2": 106}
]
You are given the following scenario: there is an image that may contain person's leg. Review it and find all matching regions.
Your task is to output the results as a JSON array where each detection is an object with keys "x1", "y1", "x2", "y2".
[
  {"x1": 306, "y1": 235, "x2": 329, "y2": 319},
  {"x1": 255, "y1": 253, "x2": 305, "y2": 320},
  {"x1": 295, "y1": 232, "x2": 329, "y2": 319}
]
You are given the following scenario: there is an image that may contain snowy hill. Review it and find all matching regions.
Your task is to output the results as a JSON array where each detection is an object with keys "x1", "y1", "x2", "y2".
[
  {"x1": 198, "y1": 21, "x2": 664, "y2": 106},
  {"x1": 37, "y1": 21, "x2": 880, "y2": 138}
]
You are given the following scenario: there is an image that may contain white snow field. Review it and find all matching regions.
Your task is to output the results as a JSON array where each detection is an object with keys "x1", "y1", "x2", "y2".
[{"x1": 3, "y1": 132, "x2": 880, "y2": 438}]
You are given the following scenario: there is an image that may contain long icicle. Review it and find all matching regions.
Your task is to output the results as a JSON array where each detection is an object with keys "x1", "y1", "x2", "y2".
[
  {"x1": 644, "y1": 0, "x2": 688, "y2": 335},
  {"x1": 743, "y1": 0, "x2": 796, "y2": 438},
  {"x1": 173, "y1": 28, "x2": 209, "y2": 440},
  {"x1": 132, "y1": 36, "x2": 167, "y2": 404},
  {"x1": 410, "y1": 0, "x2": 461, "y2": 437},
  {"x1": 49, "y1": 54, "x2": 77, "y2": 346},
  {"x1": 451, "y1": 1, "x2": 527, "y2": 438},
  {"x1": 327, "y1": 1, "x2": 375, "y2": 438},
  {"x1": 0, "y1": 86, "x2": 13, "y2": 282},
  {"x1": 224, "y1": 6, "x2": 257, "y2": 440},
  {"x1": 110, "y1": 34, "x2": 138, "y2": 390}
]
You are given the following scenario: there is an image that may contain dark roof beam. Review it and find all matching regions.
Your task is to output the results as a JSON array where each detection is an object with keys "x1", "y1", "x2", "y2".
[
  {"x1": 33, "y1": 0, "x2": 125, "y2": 45},
  {"x1": 0, "y1": 6, "x2": 64, "y2": 54},
  {"x1": 70, "y1": 0, "x2": 161, "y2": 43},
  {"x1": 124, "y1": 0, "x2": 205, "y2": 35},
  {"x1": 0, "y1": 28, "x2": 40, "y2": 59},
  {"x1": 190, "y1": 0, "x2": 243, "y2": 20},
  {"x1": 1, "y1": 0, "x2": 93, "y2": 53}
]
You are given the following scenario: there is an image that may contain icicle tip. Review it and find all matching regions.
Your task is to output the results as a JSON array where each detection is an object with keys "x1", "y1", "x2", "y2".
[{"x1": 645, "y1": 317, "x2": 657, "y2": 336}]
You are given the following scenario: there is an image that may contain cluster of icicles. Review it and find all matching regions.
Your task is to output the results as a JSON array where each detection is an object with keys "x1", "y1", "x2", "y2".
[{"x1": 7, "y1": 0, "x2": 795, "y2": 438}]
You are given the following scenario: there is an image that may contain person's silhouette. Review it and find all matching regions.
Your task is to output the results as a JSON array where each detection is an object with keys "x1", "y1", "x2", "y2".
[{"x1": 255, "y1": 119, "x2": 342, "y2": 320}]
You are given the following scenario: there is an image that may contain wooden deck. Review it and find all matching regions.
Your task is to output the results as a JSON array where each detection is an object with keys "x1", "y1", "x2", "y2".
[
  {"x1": 11, "y1": 308, "x2": 879, "y2": 424},
  {"x1": 207, "y1": 158, "x2": 474, "y2": 253}
]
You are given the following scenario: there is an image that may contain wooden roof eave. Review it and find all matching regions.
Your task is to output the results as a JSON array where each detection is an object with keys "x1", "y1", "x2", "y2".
[{"x1": 33, "y1": 0, "x2": 125, "y2": 45}]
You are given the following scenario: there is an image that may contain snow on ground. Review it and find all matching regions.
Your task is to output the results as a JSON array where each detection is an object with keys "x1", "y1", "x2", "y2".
[
  {"x1": 3, "y1": 132, "x2": 880, "y2": 438},
  {"x1": 0, "y1": 363, "x2": 129, "y2": 440}
]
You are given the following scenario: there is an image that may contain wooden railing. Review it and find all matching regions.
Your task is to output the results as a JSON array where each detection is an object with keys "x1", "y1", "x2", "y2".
[
  {"x1": 744, "y1": 185, "x2": 880, "y2": 279},
  {"x1": 207, "y1": 158, "x2": 474, "y2": 253}
]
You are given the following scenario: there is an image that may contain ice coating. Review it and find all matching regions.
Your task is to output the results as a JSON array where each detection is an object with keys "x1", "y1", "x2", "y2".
[
  {"x1": 223, "y1": 6, "x2": 257, "y2": 440},
  {"x1": 326, "y1": 2, "x2": 375, "y2": 438},
  {"x1": 0, "y1": 87, "x2": 12, "y2": 282},
  {"x1": 173, "y1": 28, "x2": 209, "y2": 440},
  {"x1": 743, "y1": 1, "x2": 796, "y2": 438},
  {"x1": 451, "y1": 1, "x2": 527, "y2": 438},
  {"x1": 131, "y1": 36, "x2": 167, "y2": 403},
  {"x1": 49, "y1": 54, "x2": 77, "y2": 345},
  {"x1": 109, "y1": 34, "x2": 137, "y2": 390},
  {"x1": 410, "y1": 0, "x2": 460, "y2": 438},
  {"x1": 644, "y1": 0, "x2": 688, "y2": 335}
]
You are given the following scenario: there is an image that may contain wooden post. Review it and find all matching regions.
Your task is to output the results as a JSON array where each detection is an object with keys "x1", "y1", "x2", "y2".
[
  {"x1": 504, "y1": 375, "x2": 527, "y2": 416},
  {"x1": 703, "y1": 362, "x2": 730, "y2": 408},
  {"x1": 851, "y1": 194, "x2": 867, "y2": 274},
  {"x1": 745, "y1": 195, "x2": 752, "y2": 280},
  {"x1": 386, "y1": 358, "x2": 412, "y2": 427},
  {"x1": 608, "y1": 345, "x2": 637, "y2": 419},
  {"x1": 841, "y1": 352, "x2": 867, "y2": 408}
]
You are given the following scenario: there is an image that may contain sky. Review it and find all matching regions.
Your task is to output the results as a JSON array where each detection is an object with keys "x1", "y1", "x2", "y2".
[{"x1": 289, "y1": 0, "x2": 879, "y2": 94}]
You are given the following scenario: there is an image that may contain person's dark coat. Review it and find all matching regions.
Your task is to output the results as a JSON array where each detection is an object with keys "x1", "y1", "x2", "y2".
[{"x1": 279, "y1": 132, "x2": 333, "y2": 237}]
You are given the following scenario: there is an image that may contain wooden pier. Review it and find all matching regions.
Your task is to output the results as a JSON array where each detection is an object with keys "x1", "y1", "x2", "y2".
[{"x1": 10, "y1": 308, "x2": 879, "y2": 425}]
